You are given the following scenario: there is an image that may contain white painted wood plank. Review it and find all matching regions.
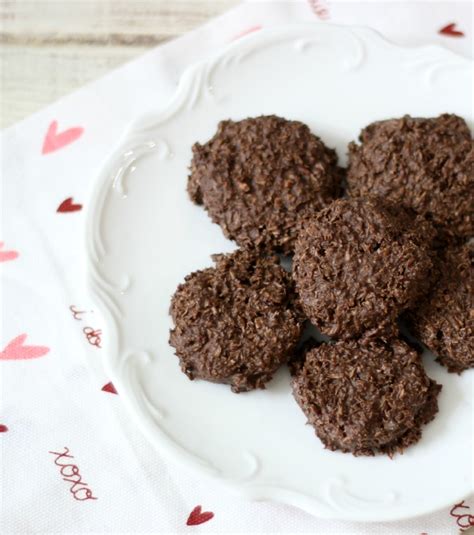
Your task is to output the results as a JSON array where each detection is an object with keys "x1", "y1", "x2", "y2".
[
  {"x1": 0, "y1": 0, "x2": 239, "y2": 128},
  {"x1": 1, "y1": 44, "x2": 149, "y2": 127},
  {"x1": 1, "y1": 0, "x2": 238, "y2": 40}
]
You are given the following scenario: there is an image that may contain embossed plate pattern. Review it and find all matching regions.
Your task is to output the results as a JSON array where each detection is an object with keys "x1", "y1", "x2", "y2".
[{"x1": 85, "y1": 24, "x2": 473, "y2": 522}]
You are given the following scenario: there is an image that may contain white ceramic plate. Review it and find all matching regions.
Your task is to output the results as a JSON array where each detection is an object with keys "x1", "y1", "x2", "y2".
[{"x1": 85, "y1": 24, "x2": 473, "y2": 522}]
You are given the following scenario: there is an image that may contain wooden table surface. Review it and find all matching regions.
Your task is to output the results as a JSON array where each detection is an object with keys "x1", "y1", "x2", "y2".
[{"x1": 0, "y1": 0, "x2": 239, "y2": 129}]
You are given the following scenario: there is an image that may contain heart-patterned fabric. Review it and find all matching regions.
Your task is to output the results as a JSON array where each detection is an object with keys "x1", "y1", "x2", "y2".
[{"x1": 1, "y1": 1, "x2": 472, "y2": 533}]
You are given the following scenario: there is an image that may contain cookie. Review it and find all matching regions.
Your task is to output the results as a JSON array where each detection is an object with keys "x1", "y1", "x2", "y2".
[
  {"x1": 188, "y1": 115, "x2": 343, "y2": 254},
  {"x1": 347, "y1": 114, "x2": 474, "y2": 240},
  {"x1": 409, "y1": 243, "x2": 473, "y2": 373},
  {"x1": 291, "y1": 337, "x2": 441, "y2": 456},
  {"x1": 169, "y1": 249, "x2": 303, "y2": 392},
  {"x1": 292, "y1": 198, "x2": 434, "y2": 339}
]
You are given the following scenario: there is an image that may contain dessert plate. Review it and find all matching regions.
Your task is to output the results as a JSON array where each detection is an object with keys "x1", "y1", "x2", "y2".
[{"x1": 85, "y1": 24, "x2": 473, "y2": 522}]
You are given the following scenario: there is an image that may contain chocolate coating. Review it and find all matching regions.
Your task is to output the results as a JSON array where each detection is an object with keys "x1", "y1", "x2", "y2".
[
  {"x1": 292, "y1": 198, "x2": 434, "y2": 339},
  {"x1": 409, "y1": 243, "x2": 474, "y2": 373},
  {"x1": 347, "y1": 114, "x2": 474, "y2": 239},
  {"x1": 169, "y1": 249, "x2": 303, "y2": 393},
  {"x1": 292, "y1": 337, "x2": 441, "y2": 456},
  {"x1": 188, "y1": 115, "x2": 343, "y2": 254}
]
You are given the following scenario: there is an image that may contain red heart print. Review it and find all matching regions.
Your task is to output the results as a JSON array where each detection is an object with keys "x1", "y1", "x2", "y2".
[
  {"x1": 0, "y1": 424, "x2": 8, "y2": 433},
  {"x1": 0, "y1": 242, "x2": 19, "y2": 262},
  {"x1": 57, "y1": 197, "x2": 83, "y2": 213},
  {"x1": 101, "y1": 382, "x2": 118, "y2": 395},
  {"x1": 439, "y1": 23, "x2": 464, "y2": 37},
  {"x1": 0, "y1": 334, "x2": 50, "y2": 360},
  {"x1": 42, "y1": 120, "x2": 84, "y2": 154},
  {"x1": 186, "y1": 505, "x2": 214, "y2": 526}
]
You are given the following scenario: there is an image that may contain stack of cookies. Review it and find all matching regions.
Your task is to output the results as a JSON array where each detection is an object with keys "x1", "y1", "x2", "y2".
[{"x1": 169, "y1": 114, "x2": 473, "y2": 456}]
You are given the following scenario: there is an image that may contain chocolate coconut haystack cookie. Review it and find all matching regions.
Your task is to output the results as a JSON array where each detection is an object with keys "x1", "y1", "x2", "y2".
[
  {"x1": 347, "y1": 114, "x2": 474, "y2": 240},
  {"x1": 292, "y1": 337, "x2": 441, "y2": 456},
  {"x1": 169, "y1": 249, "x2": 303, "y2": 393},
  {"x1": 188, "y1": 115, "x2": 343, "y2": 254},
  {"x1": 409, "y1": 243, "x2": 474, "y2": 373},
  {"x1": 292, "y1": 198, "x2": 434, "y2": 339}
]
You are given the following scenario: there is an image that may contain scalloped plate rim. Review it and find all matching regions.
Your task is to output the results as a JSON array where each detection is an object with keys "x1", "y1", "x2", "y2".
[
  {"x1": 84, "y1": 22, "x2": 473, "y2": 523},
  {"x1": 109, "y1": 22, "x2": 473, "y2": 141}
]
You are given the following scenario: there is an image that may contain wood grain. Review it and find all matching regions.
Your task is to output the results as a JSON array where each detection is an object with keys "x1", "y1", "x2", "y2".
[{"x1": 0, "y1": 0, "x2": 239, "y2": 128}]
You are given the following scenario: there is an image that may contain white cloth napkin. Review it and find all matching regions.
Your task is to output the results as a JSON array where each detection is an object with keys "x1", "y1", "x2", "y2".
[{"x1": 1, "y1": 1, "x2": 473, "y2": 533}]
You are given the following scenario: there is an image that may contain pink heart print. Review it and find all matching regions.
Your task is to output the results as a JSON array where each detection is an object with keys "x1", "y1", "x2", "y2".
[
  {"x1": 0, "y1": 242, "x2": 19, "y2": 262},
  {"x1": 42, "y1": 120, "x2": 84, "y2": 154},
  {"x1": 232, "y1": 25, "x2": 262, "y2": 41},
  {"x1": 0, "y1": 334, "x2": 50, "y2": 360}
]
